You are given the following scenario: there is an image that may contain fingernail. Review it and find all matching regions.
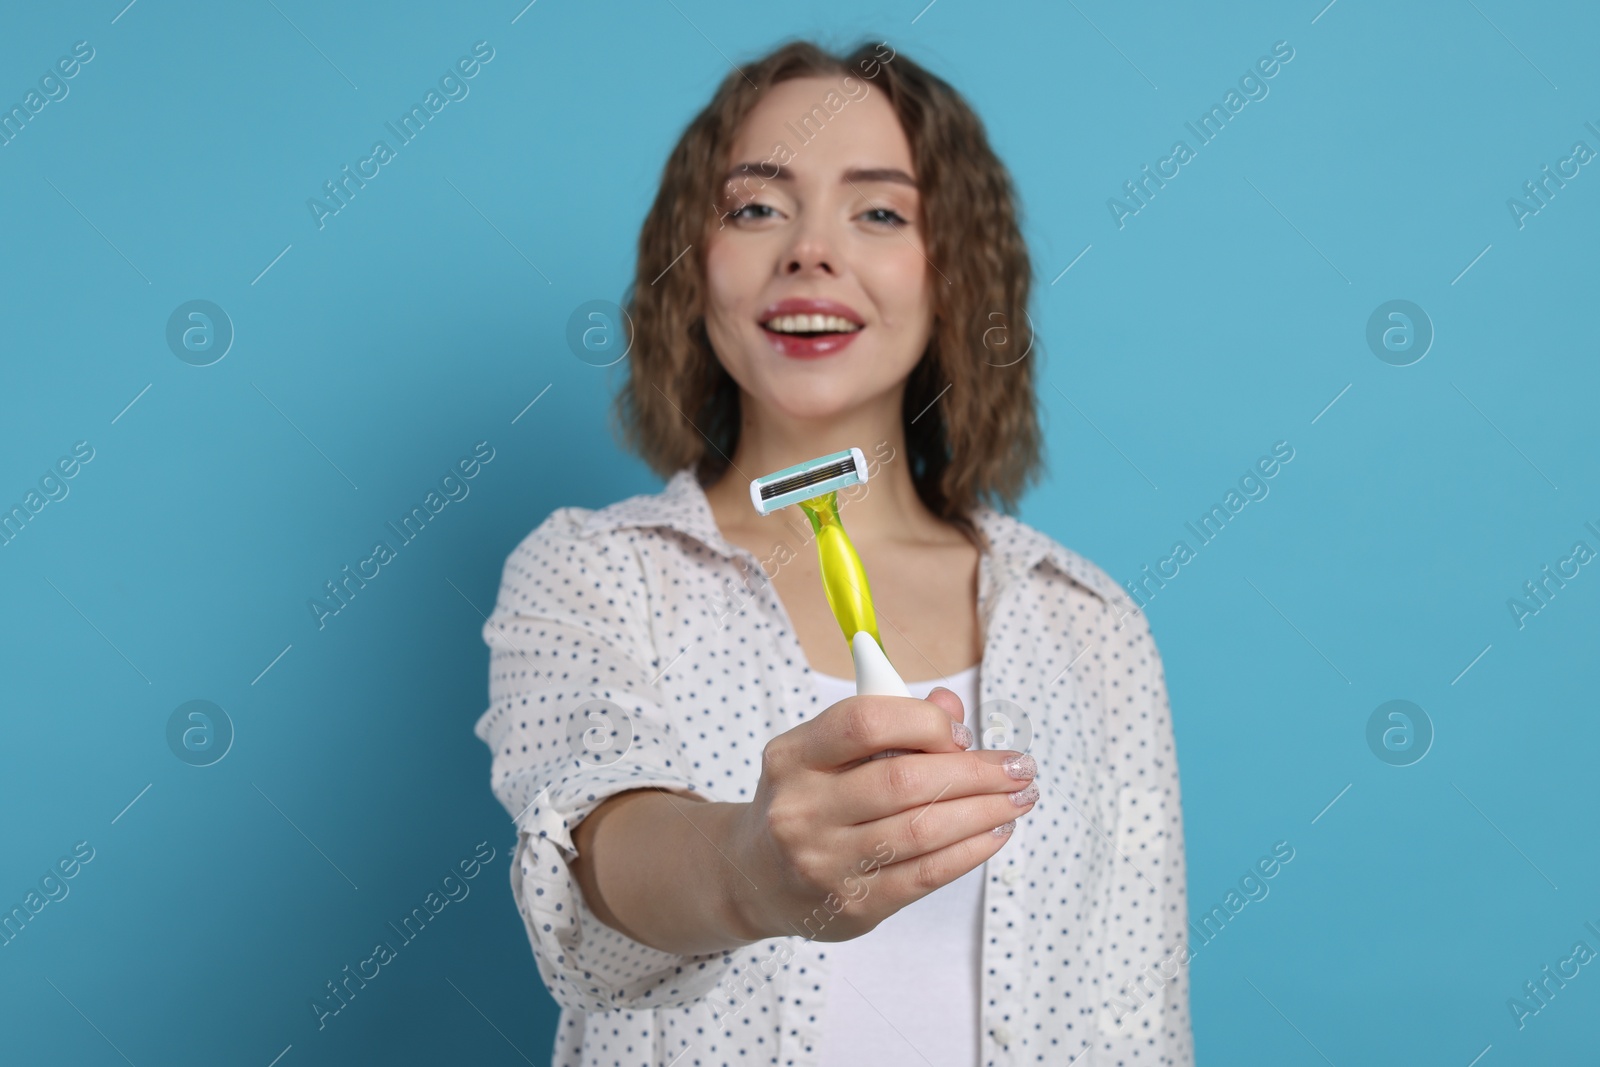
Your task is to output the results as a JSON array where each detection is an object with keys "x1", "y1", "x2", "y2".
[
  {"x1": 1009, "y1": 782, "x2": 1040, "y2": 807},
  {"x1": 952, "y1": 721, "x2": 974, "y2": 749},
  {"x1": 1002, "y1": 754, "x2": 1035, "y2": 780},
  {"x1": 992, "y1": 820, "x2": 1016, "y2": 836}
]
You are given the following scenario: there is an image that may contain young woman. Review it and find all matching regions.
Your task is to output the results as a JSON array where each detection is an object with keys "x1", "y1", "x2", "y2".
[{"x1": 475, "y1": 39, "x2": 1192, "y2": 1067}]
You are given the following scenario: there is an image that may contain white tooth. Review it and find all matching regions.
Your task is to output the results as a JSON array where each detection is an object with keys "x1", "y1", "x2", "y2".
[{"x1": 764, "y1": 313, "x2": 861, "y2": 333}]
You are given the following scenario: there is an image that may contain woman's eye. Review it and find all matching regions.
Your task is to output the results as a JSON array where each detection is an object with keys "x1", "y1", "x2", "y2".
[
  {"x1": 860, "y1": 207, "x2": 908, "y2": 227},
  {"x1": 728, "y1": 203, "x2": 776, "y2": 221}
]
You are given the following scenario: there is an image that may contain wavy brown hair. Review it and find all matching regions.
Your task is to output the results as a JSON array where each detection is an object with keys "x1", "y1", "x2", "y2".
[{"x1": 610, "y1": 37, "x2": 1044, "y2": 543}]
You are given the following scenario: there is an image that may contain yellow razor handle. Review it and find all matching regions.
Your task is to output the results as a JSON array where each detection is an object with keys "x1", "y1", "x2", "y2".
[
  {"x1": 798, "y1": 491, "x2": 885, "y2": 654},
  {"x1": 793, "y1": 485, "x2": 913, "y2": 747}
]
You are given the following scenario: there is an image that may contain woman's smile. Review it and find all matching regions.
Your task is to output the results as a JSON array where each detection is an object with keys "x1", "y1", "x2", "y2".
[{"x1": 758, "y1": 296, "x2": 866, "y2": 358}]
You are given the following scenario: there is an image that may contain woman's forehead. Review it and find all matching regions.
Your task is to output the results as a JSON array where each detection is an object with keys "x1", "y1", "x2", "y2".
[{"x1": 728, "y1": 78, "x2": 914, "y2": 175}]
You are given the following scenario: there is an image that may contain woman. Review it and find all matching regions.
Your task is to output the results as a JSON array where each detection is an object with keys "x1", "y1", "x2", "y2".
[{"x1": 474, "y1": 39, "x2": 1192, "y2": 1067}]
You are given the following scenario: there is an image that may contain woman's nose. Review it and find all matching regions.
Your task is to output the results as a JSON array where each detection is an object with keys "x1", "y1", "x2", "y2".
[{"x1": 782, "y1": 217, "x2": 837, "y2": 276}]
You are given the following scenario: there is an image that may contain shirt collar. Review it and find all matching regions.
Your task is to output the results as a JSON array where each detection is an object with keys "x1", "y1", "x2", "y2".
[{"x1": 578, "y1": 466, "x2": 1120, "y2": 606}]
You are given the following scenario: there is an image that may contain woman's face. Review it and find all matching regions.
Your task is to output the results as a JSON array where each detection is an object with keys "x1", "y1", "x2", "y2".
[{"x1": 703, "y1": 74, "x2": 934, "y2": 423}]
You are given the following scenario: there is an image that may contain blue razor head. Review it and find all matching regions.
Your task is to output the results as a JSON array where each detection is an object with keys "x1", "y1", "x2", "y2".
[{"x1": 749, "y1": 447, "x2": 868, "y2": 516}]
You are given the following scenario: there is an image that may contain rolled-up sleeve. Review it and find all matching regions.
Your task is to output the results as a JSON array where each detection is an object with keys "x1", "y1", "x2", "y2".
[{"x1": 472, "y1": 508, "x2": 740, "y2": 1013}]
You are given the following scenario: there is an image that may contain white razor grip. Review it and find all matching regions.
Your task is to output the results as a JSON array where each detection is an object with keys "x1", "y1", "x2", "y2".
[{"x1": 851, "y1": 631, "x2": 914, "y2": 761}]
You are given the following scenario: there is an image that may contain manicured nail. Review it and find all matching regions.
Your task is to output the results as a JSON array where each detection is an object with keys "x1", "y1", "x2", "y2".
[
  {"x1": 952, "y1": 721, "x2": 974, "y2": 749},
  {"x1": 992, "y1": 820, "x2": 1016, "y2": 836},
  {"x1": 1002, "y1": 754, "x2": 1035, "y2": 780},
  {"x1": 1009, "y1": 782, "x2": 1040, "y2": 807}
]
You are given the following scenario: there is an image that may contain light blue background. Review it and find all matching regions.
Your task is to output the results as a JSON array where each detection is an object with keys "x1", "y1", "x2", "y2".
[{"x1": 2, "y1": 1, "x2": 1596, "y2": 1064}]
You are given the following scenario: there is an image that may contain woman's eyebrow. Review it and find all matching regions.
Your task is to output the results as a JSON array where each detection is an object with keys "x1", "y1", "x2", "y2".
[
  {"x1": 841, "y1": 166, "x2": 918, "y2": 188},
  {"x1": 721, "y1": 162, "x2": 918, "y2": 188}
]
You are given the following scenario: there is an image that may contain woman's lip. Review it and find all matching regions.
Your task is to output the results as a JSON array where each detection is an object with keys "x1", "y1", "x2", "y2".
[
  {"x1": 759, "y1": 298, "x2": 866, "y2": 325},
  {"x1": 762, "y1": 324, "x2": 862, "y2": 358}
]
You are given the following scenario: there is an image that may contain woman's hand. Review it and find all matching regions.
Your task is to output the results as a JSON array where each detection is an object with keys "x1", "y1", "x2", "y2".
[{"x1": 723, "y1": 687, "x2": 1038, "y2": 943}]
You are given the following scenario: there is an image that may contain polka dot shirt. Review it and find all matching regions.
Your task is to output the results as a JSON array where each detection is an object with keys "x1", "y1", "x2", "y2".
[{"x1": 473, "y1": 467, "x2": 1193, "y2": 1066}]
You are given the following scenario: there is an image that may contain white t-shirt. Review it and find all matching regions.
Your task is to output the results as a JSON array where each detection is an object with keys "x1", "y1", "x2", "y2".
[{"x1": 809, "y1": 663, "x2": 985, "y2": 1067}]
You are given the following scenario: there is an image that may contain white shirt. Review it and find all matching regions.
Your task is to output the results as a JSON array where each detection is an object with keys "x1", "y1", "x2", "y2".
[
  {"x1": 809, "y1": 663, "x2": 984, "y2": 1067},
  {"x1": 473, "y1": 466, "x2": 1193, "y2": 1067}
]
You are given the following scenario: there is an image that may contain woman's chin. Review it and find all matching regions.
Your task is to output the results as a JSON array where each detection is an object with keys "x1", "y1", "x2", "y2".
[{"x1": 742, "y1": 378, "x2": 846, "y2": 415}]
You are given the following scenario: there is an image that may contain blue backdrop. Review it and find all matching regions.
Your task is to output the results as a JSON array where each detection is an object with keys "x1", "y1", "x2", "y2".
[{"x1": 2, "y1": 1, "x2": 1596, "y2": 1064}]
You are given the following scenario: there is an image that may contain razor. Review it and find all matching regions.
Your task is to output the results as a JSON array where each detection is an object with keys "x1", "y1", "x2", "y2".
[{"x1": 751, "y1": 449, "x2": 914, "y2": 759}]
